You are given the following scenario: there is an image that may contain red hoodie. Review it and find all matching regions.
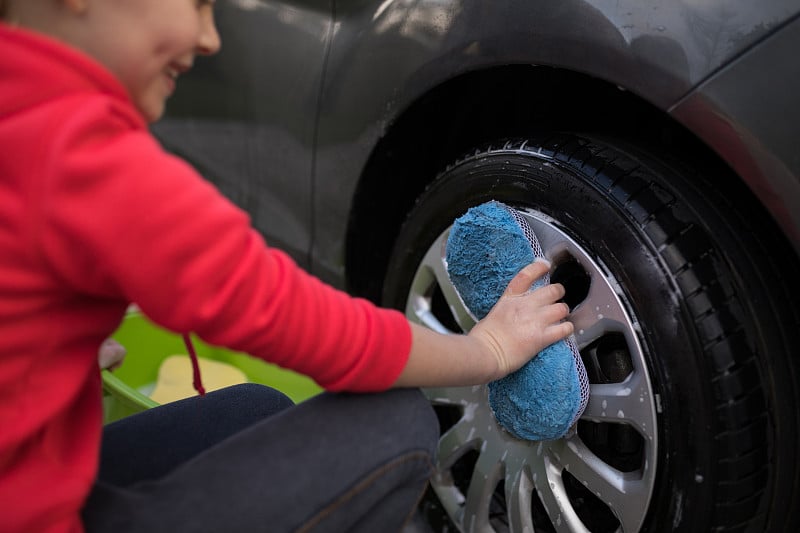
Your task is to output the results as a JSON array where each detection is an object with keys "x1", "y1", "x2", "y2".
[{"x1": 0, "y1": 24, "x2": 411, "y2": 532}]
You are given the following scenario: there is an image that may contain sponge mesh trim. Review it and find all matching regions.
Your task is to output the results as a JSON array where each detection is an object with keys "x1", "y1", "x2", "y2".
[{"x1": 505, "y1": 205, "x2": 590, "y2": 428}]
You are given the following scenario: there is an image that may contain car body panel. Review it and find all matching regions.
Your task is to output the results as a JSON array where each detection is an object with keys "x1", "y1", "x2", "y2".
[
  {"x1": 671, "y1": 15, "x2": 800, "y2": 250},
  {"x1": 313, "y1": 0, "x2": 800, "y2": 282},
  {"x1": 153, "y1": 0, "x2": 333, "y2": 267},
  {"x1": 154, "y1": 0, "x2": 800, "y2": 284}
]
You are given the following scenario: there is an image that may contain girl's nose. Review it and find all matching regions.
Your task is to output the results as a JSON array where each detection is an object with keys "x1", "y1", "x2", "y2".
[{"x1": 197, "y1": 7, "x2": 221, "y2": 56}]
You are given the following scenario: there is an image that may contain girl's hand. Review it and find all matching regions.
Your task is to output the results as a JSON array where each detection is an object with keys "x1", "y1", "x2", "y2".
[
  {"x1": 393, "y1": 260, "x2": 573, "y2": 388},
  {"x1": 98, "y1": 338, "x2": 126, "y2": 371},
  {"x1": 468, "y1": 260, "x2": 573, "y2": 379}
]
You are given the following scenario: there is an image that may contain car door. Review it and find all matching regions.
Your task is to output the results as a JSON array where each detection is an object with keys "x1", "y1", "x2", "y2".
[{"x1": 152, "y1": 0, "x2": 333, "y2": 269}]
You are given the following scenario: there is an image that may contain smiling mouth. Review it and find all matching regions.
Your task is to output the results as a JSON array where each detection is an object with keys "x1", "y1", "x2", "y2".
[
  {"x1": 164, "y1": 63, "x2": 192, "y2": 94},
  {"x1": 160, "y1": 71, "x2": 175, "y2": 96}
]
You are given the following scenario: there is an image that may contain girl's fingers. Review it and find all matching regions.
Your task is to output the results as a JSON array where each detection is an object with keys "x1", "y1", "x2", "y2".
[
  {"x1": 98, "y1": 338, "x2": 126, "y2": 370},
  {"x1": 541, "y1": 301, "x2": 571, "y2": 323},
  {"x1": 531, "y1": 282, "x2": 566, "y2": 304},
  {"x1": 542, "y1": 320, "x2": 575, "y2": 347},
  {"x1": 504, "y1": 259, "x2": 551, "y2": 296}
]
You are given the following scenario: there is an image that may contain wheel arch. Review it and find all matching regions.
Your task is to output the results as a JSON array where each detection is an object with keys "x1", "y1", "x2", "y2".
[{"x1": 343, "y1": 64, "x2": 751, "y2": 302}]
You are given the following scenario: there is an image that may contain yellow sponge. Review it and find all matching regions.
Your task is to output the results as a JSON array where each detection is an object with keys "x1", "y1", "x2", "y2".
[{"x1": 150, "y1": 354, "x2": 248, "y2": 404}]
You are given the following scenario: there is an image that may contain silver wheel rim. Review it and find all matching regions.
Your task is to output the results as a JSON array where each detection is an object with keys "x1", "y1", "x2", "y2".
[{"x1": 405, "y1": 209, "x2": 658, "y2": 533}]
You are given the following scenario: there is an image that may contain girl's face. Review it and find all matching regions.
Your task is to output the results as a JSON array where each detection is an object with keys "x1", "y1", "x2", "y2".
[{"x1": 77, "y1": 0, "x2": 220, "y2": 122}]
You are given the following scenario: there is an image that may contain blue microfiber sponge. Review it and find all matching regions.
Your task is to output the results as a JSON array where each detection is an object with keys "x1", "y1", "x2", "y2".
[{"x1": 445, "y1": 200, "x2": 589, "y2": 441}]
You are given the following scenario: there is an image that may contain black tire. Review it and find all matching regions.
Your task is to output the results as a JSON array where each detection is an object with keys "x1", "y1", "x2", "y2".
[{"x1": 382, "y1": 134, "x2": 800, "y2": 532}]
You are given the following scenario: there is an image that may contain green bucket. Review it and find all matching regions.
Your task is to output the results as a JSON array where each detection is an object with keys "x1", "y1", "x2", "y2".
[{"x1": 102, "y1": 309, "x2": 323, "y2": 424}]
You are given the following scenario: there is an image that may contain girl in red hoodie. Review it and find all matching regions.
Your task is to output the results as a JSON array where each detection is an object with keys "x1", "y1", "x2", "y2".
[{"x1": 0, "y1": 1, "x2": 573, "y2": 531}]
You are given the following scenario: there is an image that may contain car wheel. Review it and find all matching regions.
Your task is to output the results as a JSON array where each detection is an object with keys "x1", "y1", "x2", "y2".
[{"x1": 382, "y1": 134, "x2": 800, "y2": 532}]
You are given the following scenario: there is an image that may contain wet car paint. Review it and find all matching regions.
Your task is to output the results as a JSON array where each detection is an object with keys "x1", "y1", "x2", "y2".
[{"x1": 155, "y1": 0, "x2": 799, "y2": 289}]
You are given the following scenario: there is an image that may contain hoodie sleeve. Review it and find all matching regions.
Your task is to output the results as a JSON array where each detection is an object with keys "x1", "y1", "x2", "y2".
[{"x1": 35, "y1": 97, "x2": 411, "y2": 392}]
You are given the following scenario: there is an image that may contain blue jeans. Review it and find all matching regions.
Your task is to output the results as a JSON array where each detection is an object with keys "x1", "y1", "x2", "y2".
[{"x1": 82, "y1": 384, "x2": 439, "y2": 532}]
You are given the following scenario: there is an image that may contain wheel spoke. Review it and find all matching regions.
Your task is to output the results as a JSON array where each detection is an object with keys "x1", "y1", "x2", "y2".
[
  {"x1": 409, "y1": 229, "x2": 476, "y2": 333},
  {"x1": 437, "y1": 417, "x2": 482, "y2": 470},
  {"x1": 534, "y1": 452, "x2": 590, "y2": 533},
  {"x1": 569, "y1": 271, "x2": 629, "y2": 346},
  {"x1": 405, "y1": 249, "x2": 448, "y2": 333},
  {"x1": 582, "y1": 374, "x2": 655, "y2": 436},
  {"x1": 424, "y1": 384, "x2": 485, "y2": 406},
  {"x1": 505, "y1": 468, "x2": 534, "y2": 533},
  {"x1": 461, "y1": 448, "x2": 503, "y2": 532},
  {"x1": 557, "y1": 437, "x2": 649, "y2": 531}
]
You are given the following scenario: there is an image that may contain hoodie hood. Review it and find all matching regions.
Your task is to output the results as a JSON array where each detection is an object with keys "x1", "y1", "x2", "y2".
[{"x1": 0, "y1": 22, "x2": 142, "y2": 126}]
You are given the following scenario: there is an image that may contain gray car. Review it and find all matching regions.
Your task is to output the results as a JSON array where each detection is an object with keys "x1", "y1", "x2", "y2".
[{"x1": 154, "y1": 1, "x2": 800, "y2": 531}]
